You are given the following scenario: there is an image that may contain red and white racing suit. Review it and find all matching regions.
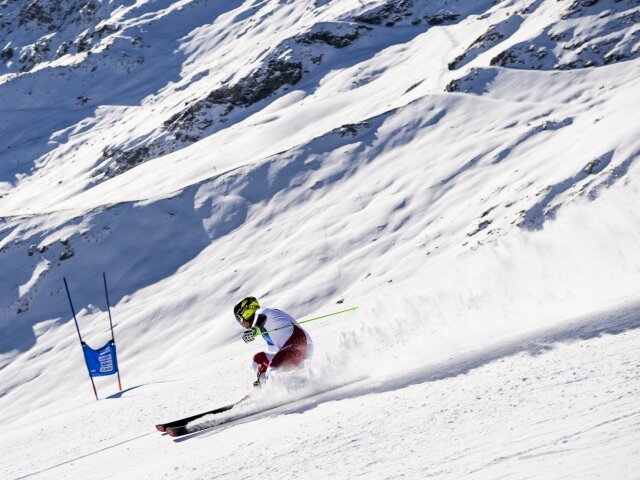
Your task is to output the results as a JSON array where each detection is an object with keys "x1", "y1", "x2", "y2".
[{"x1": 251, "y1": 308, "x2": 313, "y2": 376}]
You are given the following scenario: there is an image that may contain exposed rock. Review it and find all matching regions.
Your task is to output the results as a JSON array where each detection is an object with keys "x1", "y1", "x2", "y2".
[
  {"x1": 97, "y1": 59, "x2": 303, "y2": 179},
  {"x1": 334, "y1": 122, "x2": 371, "y2": 137},
  {"x1": 16, "y1": 301, "x2": 29, "y2": 314},
  {"x1": 583, "y1": 153, "x2": 612, "y2": 175},
  {"x1": 18, "y1": 1, "x2": 71, "y2": 27},
  {"x1": 1, "y1": 46, "x2": 14, "y2": 61},
  {"x1": 211, "y1": 60, "x2": 302, "y2": 107},
  {"x1": 100, "y1": 145, "x2": 152, "y2": 173},
  {"x1": 1, "y1": 0, "x2": 121, "y2": 73},
  {"x1": 490, "y1": 46, "x2": 549, "y2": 69},
  {"x1": 562, "y1": 0, "x2": 600, "y2": 20},
  {"x1": 449, "y1": 27, "x2": 505, "y2": 70},
  {"x1": 59, "y1": 245, "x2": 74, "y2": 260},
  {"x1": 445, "y1": 78, "x2": 462, "y2": 93},
  {"x1": 426, "y1": 13, "x2": 459, "y2": 26},
  {"x1": 490, "y1": 2, "x2": 640, "y2": 70},
  {"x1": 354, "y1": 0, "x2": 414, "y2": 26},
  {"x1": 164, "y1": 59, "x2": 302, "y2": 135},
  {"x1": 354, "y1": 0, "x2": 460, "y2": 28},
  {"x1": 73, "y1": 22, "x2": 121, "y2": 55},
  {"x1": 296, "y1": 29, "x2": 360, "y2": 48},
  {"x1": 467, "y1": 220, "x2": 492, "y2": 237},
  {"x1": 19, "y1": 35, "x2": 52, "y2": 72},
  {"x1": 54, "y1": 41, "x2": 70, "y2": 58},
  {"x1": 445, "y1": 68, "x2": 499, "y2": 94}
]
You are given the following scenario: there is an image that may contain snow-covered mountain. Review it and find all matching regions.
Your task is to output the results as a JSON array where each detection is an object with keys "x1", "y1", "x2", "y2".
[{"x1": 1, "y1": 0, "x2": 639, "y2": 478}]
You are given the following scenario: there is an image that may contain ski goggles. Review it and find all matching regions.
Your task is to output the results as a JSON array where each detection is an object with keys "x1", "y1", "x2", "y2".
[{"x1": 234, "y1": 297, "x2": 259, "y2": 323}]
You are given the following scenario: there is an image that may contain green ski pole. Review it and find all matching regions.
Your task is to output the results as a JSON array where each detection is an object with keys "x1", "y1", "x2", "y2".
[{"x1": 256, "y1": 306, "x2": 358, "y2": 336}]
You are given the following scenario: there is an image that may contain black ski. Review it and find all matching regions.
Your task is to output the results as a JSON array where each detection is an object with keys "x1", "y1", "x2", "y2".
[
  {"x1": 165, "y1": 377, "x2": 368, "y2": 438},
  {"x1": 155, "y1": 395, "x2": 249, "y2": 433},
  {"x1": 166, "y1": 424, "x2": 190, "y2": 437}
]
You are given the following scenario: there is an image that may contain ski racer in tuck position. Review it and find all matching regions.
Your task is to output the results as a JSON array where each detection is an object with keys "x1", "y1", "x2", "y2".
[{"x1": 234, "y1": 296, "x2": 313, "y2": 387}]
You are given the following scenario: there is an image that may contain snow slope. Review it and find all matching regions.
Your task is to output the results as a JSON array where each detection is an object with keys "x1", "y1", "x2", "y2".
[
  {"x1": 3, "y1": 303, "x2": 639, "y2": 479},
  {"x1": 1, "y1": 0, "x2": 639, "y2": 478}
]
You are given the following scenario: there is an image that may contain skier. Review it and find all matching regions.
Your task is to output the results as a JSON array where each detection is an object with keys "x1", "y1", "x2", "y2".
[{"x1": 234, "y1": 296, "x2": 313, "y2": 387}]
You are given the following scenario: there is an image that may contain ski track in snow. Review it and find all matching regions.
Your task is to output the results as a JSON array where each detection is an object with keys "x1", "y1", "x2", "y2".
[{"x1": 1, "y1": 0, "x2": 640, "y2": 477}]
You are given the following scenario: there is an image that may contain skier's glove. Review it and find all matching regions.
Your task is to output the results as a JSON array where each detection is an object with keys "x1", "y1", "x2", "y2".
[{"x1": 242, "y1": 328, "x2": 258, "y2": 343}]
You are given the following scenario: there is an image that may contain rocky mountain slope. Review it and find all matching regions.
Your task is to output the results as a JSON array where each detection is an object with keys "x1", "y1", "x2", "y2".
[{"x1": 1, "y1": 1, "x2": 639, "y2": 477}]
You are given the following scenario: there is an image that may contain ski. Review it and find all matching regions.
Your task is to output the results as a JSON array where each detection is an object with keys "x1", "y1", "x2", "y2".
[
  {"x1": 155, "y1": 395, "x2": 250, "y2": 433},
  {"x1": 166, "y1": 424, "x2": 190, "y2": 437},
  {"x1": 165, "y1": 376, "x2": 368, "y2": 438}
]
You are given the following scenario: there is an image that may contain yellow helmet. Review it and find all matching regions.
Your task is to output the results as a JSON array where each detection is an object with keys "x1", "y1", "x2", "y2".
[{"x1": 234, "y1": 296, "x2": 260, "y2": 324}]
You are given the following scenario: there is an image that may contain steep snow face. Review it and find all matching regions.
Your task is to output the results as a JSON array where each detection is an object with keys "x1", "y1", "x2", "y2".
[{"x1": 0, "y1": 0, "x2": 639, "y2": 476}]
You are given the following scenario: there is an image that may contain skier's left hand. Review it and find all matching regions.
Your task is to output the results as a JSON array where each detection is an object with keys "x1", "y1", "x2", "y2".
[{"x1": 242, "y1": 328, "x2": 256, "y2": 343}]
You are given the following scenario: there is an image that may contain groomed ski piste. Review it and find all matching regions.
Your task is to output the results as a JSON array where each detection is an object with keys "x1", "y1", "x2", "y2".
[{"x1": 1, "y1": 0, "x2": 640, "y2": 478}]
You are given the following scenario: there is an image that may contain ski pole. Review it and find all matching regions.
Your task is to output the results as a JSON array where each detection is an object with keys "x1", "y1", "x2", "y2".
[
  {"x1": 255, "y1": 306, "x2": 358, "y2": 336},
  {"x1": 103, "y1": 272, "x2": 123, "y2": 392},
  {"x1": 63, "y1": 278, "x2": 99, "y2": 401}
]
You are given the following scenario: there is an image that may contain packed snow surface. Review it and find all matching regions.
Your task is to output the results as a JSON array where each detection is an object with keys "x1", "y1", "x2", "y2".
[{"x1": 1, "y1": 0, "x2": 639, "y2": 478}]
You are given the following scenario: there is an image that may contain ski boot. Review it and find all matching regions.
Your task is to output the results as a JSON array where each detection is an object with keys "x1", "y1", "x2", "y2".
[{"x1": 253, "y1": 372, "x2": 264, "y2": 388}]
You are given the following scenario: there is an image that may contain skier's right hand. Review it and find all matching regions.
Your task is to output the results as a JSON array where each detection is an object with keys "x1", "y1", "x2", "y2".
[{"x1": 242, "y1": 328, "x2": 256, "y2": 343}]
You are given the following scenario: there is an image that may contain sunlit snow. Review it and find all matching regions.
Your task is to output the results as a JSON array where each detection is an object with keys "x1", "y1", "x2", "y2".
[{"x1": 1, "y1": 0, "x2": 639, "y2": 478}]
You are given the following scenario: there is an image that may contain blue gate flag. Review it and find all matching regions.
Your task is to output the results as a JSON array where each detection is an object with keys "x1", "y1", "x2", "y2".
[{"x1": 82, "y1": 341, "x2": 119, "y2": 377}]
